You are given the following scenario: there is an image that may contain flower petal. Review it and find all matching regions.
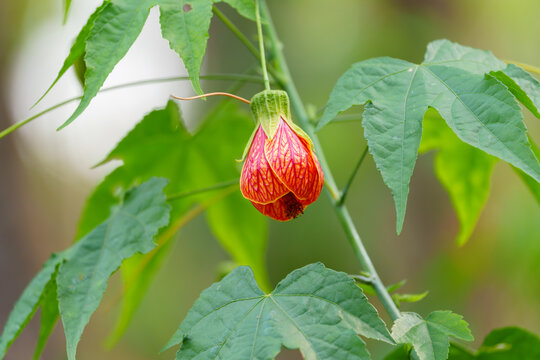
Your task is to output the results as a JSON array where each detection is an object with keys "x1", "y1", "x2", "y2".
[
  {"x1": 241, "y1": 125, "x2": 289, "y2": 204},
  {"x1": 264, "y1": 118, "x2": 323, "y2": 203},
  {"x1": 251, "y1": 193, "x2": 304, "y2": 221},
  {"x1": 299, "y1": 138, "x2": 324, "y2": 206}
]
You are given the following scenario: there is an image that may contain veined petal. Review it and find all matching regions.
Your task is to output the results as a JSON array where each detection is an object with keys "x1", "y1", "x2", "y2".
[
  {"x1": 299, "y1": 138, "x2": 324, "y2": 206},
  {"x1": 240, "y1": 125, "x2": 289, "y2": 204},
  {"x1": 251, "y1": 193, "x2": 304, "y2": 221},
  {"x1": 264, "y1": 118, "x2": 323, "y2": 203}
]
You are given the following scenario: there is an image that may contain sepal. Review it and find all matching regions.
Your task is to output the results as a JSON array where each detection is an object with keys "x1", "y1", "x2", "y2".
[{"x1": 250, "y1": 90, "x2": 291, "y2": 139}]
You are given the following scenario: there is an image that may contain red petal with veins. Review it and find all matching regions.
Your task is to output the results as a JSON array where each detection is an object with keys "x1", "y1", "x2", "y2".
[
  {"x1": 298, "y1": 136, "x2": 324, "y2": 206},
  {"x1": 251, "y1": 193, "x2": 305, "y2": 221},
  {"x1": 264, "y1": 118, "x2": 323, "y2": 204},
  {"x1": 240, "y1": 125, "x2": 289, "y2": 204}
]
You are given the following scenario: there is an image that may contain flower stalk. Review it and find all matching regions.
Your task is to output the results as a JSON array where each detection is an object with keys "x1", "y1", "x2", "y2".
[{"x1": 255, "y1": 0, "x2": 271, "y2": 91}]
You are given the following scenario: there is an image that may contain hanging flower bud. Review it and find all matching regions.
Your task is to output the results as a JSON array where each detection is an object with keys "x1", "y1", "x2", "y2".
[{"x1": 240, "y1": 90, "x2": 324, "y2": 221}]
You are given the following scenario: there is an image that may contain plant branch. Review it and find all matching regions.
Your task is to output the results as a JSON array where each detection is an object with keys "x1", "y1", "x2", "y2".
[
  {"x1": 0, "y1": 74, "x2": 266, "y2": 140},
  {"x1": 259, "y1": 1, "x2": 401, "y2": 321},
  {"x1": 338, "y1": 145, "x2": 368, "y2": 206}
]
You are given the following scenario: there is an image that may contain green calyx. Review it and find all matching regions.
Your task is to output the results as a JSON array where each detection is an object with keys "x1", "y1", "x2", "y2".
[
  {"x1": 239, "y1": 90, "x2": 314, "y2": 162},
  {"x1": 250, "y1": 90, "x2": 291, "y2": 139}
]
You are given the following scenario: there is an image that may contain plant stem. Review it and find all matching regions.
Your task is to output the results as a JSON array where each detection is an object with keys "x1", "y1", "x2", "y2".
[
  {"x1": 0, "y1": 74, "x2": 266, "y2": 140},
  {"x1": 338, "y1": 145, "x2": 368, "y2": 206},
  {"x1": 260, "y1": 1, "x2": 401, "y2": 321},
  {"x1": 255, "y1": 0, "x2": 270, "y2": 90}
]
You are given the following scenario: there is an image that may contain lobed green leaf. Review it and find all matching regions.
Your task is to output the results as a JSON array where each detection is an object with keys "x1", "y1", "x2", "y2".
[
  {"x1": 391, "y1": 311, "x2": 473, "y2": 360},
  {"x1": 321, "y1": 39, "x2": 540, "y2": 234},
  {"x1": 166, "y1": 263, "x2": 392, "y2": 359}
]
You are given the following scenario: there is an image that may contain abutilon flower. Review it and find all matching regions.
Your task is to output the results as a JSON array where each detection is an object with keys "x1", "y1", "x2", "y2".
[{"x1": 240, "y1": 90, "x2": 324, "y2": 221}]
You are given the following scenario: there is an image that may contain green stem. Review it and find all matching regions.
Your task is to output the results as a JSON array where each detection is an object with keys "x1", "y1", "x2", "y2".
[
  {"x1": 166, "y1": 179, "x2": 238, "y2": 201},
  {"x1": 260, "y1": 1, "x2": 401, "y2": 321},
  {"x1": 0, "y1": 74, "x2": 266, "y2": 140},
  {"x1": 338, "y1": 145, "x2": 368, "y2": 206},
  {"x1": 212, "y1": 6, "x2": 260, "y2": 60},
  {"x1": 255, "y1": 0, "x2": 270, "y2": 90}
]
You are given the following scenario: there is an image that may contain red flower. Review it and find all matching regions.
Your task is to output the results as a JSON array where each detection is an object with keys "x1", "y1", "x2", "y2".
[{"x1": 240, "y1": 91, "x2": 323, "y2": 221}]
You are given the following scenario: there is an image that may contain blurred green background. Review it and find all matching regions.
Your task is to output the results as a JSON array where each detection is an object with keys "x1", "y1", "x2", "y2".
[{"x1": 1, "y1": 0, "x2": 539, "y2": 359}]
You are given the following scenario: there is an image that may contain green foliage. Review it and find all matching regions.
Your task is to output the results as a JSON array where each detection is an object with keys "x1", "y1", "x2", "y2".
[
  {"x1": 165, "y1": 263, "x2": 393, "y2": 359},
  {"x1": 420, "y1": 109, "x2": 496, "y2": 245},
  {"x1": 391, "y1": 311, "x2": 473, "y2": 360},
  {"x1": 159, "y1": 0, "x2": 214, "y2": 96},
  {"x1": 33, "y1": 275, "x2": 60, "y2": 360},
  {"x1": 60, "y1": 0, "x2": 156, "y2": 129},
  {"x1": 63, "y1": 0, "x2": 72, "y2": 23},
  {"x1": 320, "y1": 39, "x2": 540, "y2": 234},
  {"x1": 35, "y1": 2, "x2": 108, "y2": 107},
  {"x1": 384, "y1": 345, "x2": 414, "y2": 360},
  {"x1": 491, "y1": 64, "x2": 540, "y2": 119},
  {"x1": 387, "y1": 327, "x2": 540, "y2": 360},
  {"x1": 39, "y1": 0, "x2": 256, "y2": 127},
  {"x1": 0, "y1": 254, "x2": 64, "y2": 359},
  {"x1": 76, "y1": 100, "x2": 269, "y2": 342},
  {"x1": 57, "y1": 178, "x2": 170, "y2": 360},
  {"x1": 222, "y1": 0, "x2": 256, "y2": 20},
  {"x1": 9, "y1": 2, "x2": 540, "y2": 358},
  {"x1": 474, "y1": 327, "x2": 540, "y2": 359},
  {"x1": 357, "y1": 279, "x2": 428, "y2": 309},
  {"x1": 0, "y1": 179, "x2": 170, "y2": 360},
  {"x1": 392, "y1": 291, "x2": 429, "y2": 309}
]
